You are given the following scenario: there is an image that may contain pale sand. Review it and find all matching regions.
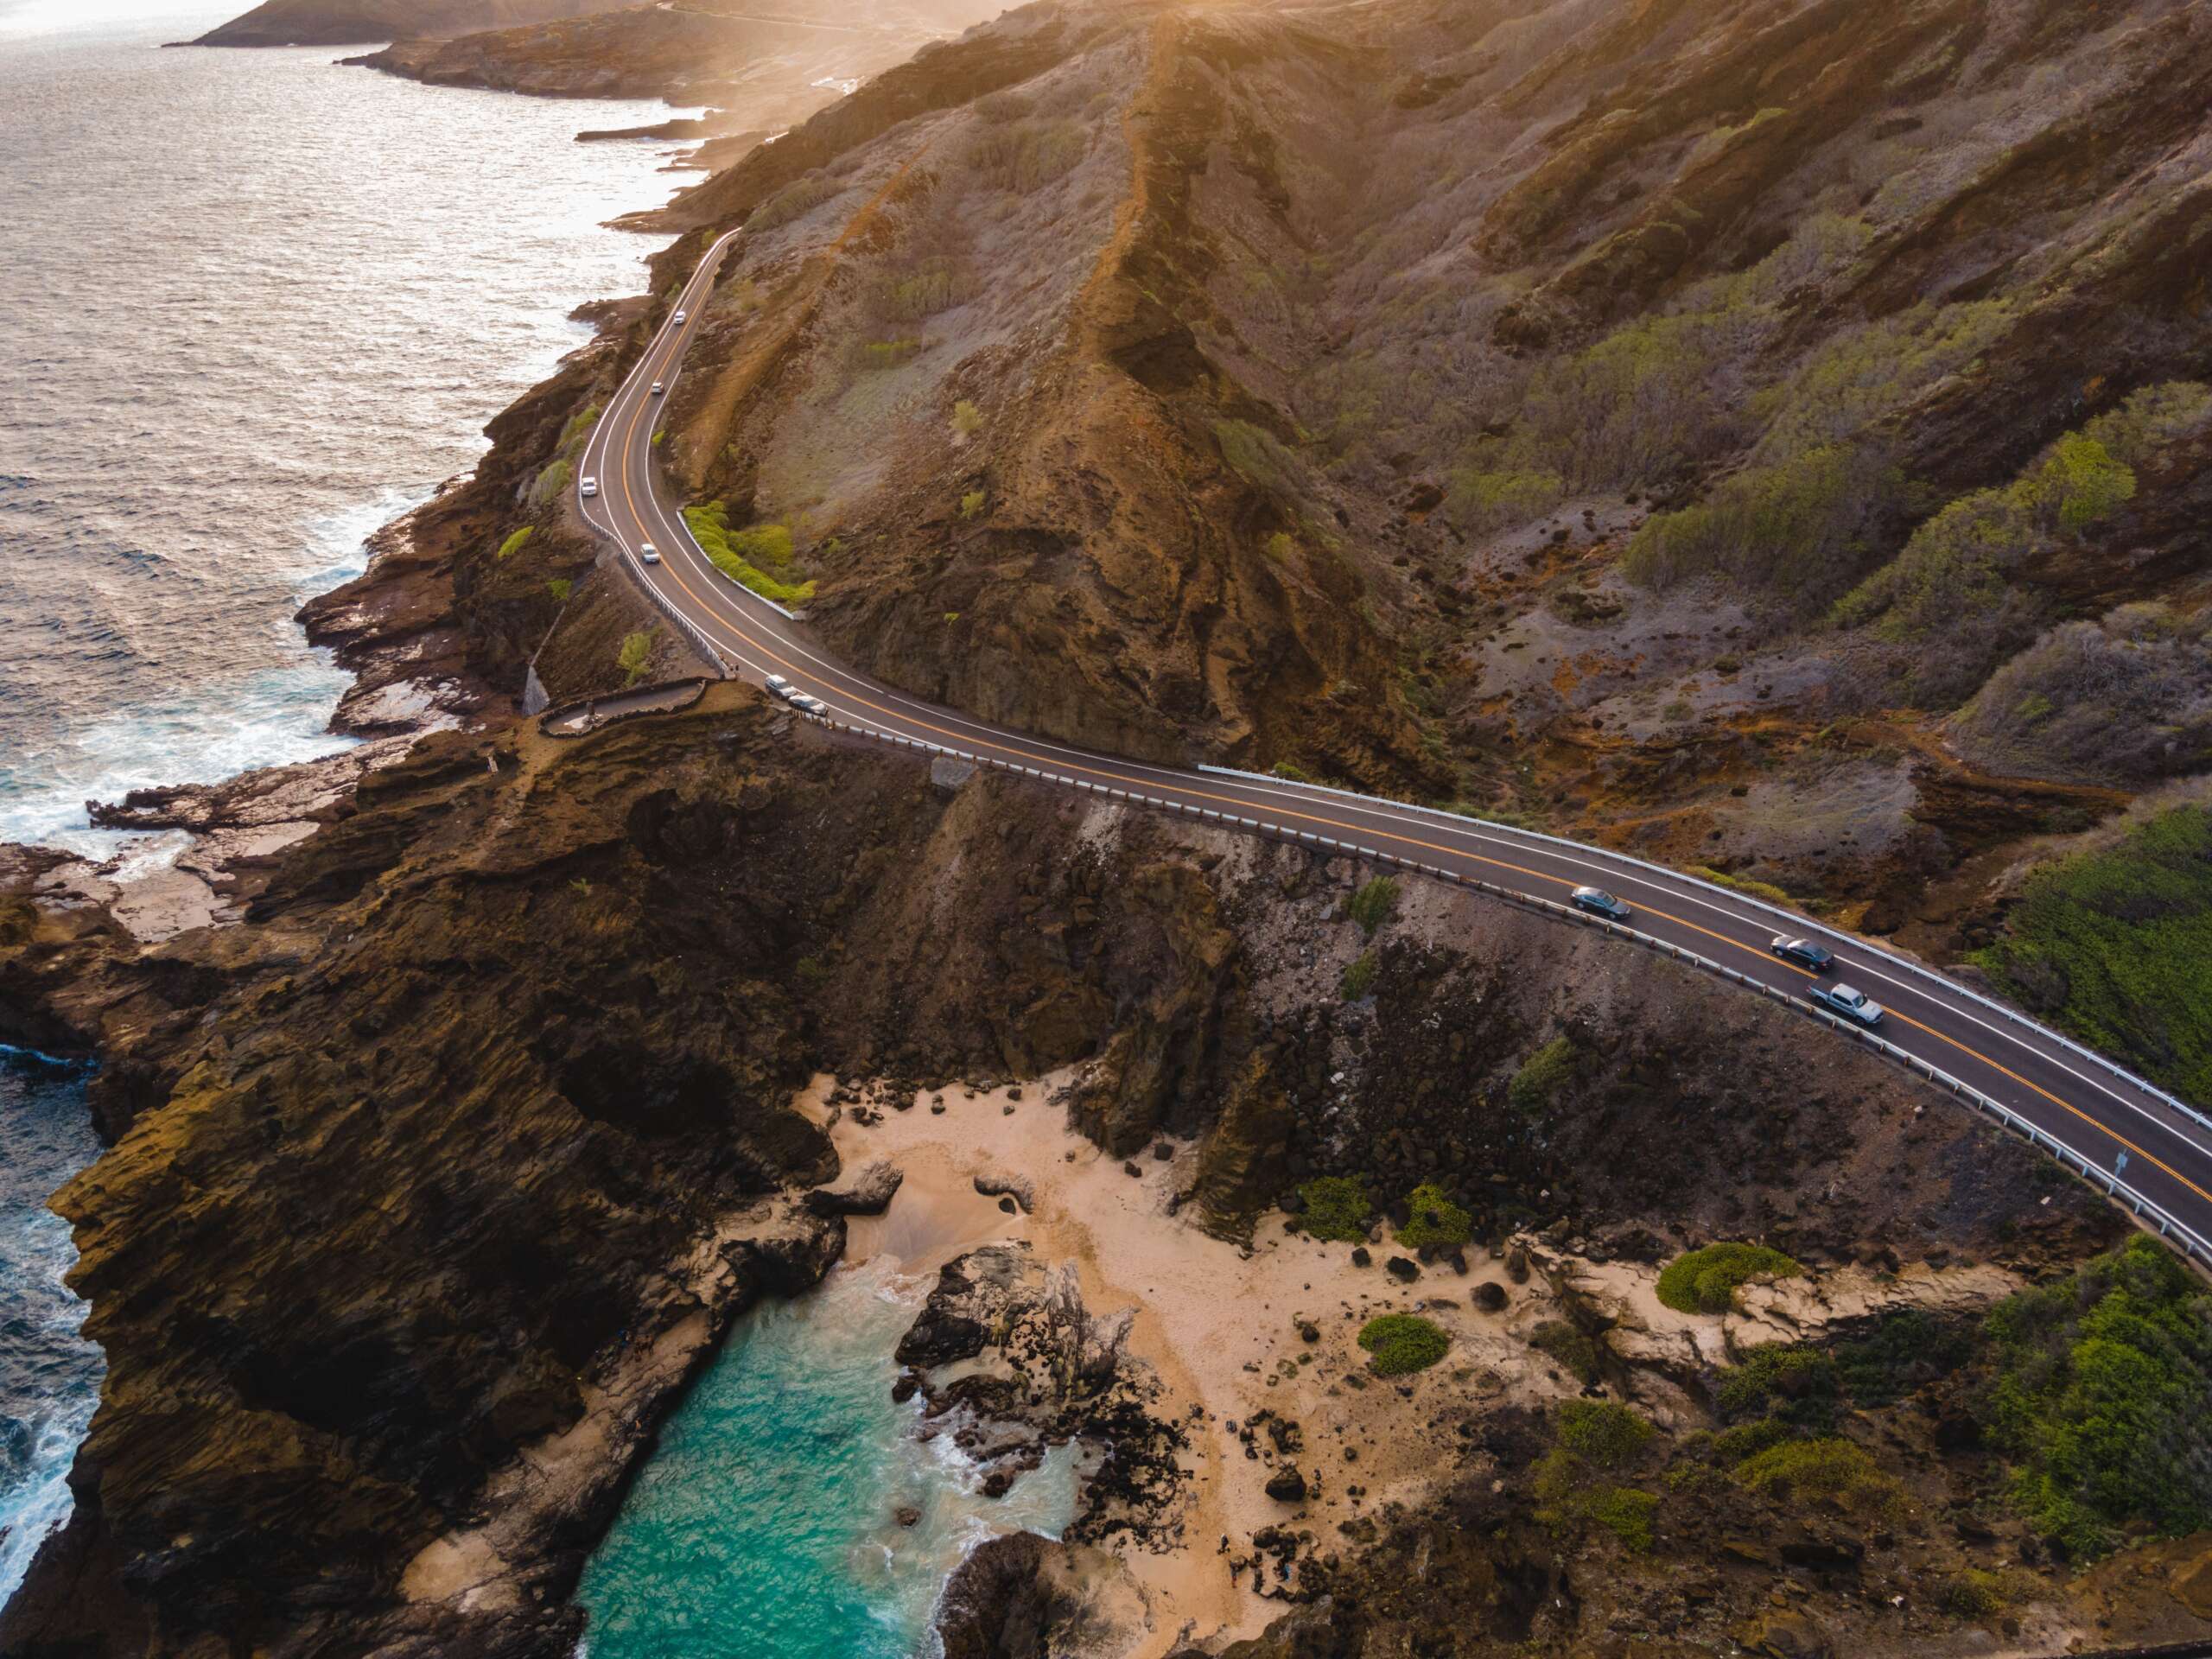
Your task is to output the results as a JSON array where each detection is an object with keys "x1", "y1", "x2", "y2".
[{"x1": 816, "y1": 1071, "x2": 1588, "y2": 1656}]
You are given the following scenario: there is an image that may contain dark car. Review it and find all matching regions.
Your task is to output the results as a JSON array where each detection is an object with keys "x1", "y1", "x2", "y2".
[
  {"x1": 1810, "y1": 982, "x2": 1885, "y2": 1028},
  {"x1": 1770, "y1": 936, "x2": 1834, "y2": 972},
  {"x1": 1570, "y1": 886, "x2": 1632, "y2": 922}
]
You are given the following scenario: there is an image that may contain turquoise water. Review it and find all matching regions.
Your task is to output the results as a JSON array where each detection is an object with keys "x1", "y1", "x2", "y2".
[{"x1": 577, "y1": 1256, "x2": 1080, "y2": 1658}]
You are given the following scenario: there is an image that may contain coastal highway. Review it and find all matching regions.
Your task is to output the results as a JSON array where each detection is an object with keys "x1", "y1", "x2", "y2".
[{"x1": 578, "y1": 228, "x2": 2212, "y2": 1264}]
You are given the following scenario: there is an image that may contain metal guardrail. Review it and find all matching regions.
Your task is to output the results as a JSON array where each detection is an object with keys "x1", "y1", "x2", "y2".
[
  {"x1": 1197, "y1": 763, "x2": 2212, "y2": 1139},
  {"x1": 615, "y1": 543, "x2": 734, "y2": 679},
  {"x1": 811, "y1": 715, "x2": 2212, "y2": 1268}
]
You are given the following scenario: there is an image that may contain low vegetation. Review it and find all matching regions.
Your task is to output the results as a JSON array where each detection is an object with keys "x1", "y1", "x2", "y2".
[
  {"x1": 1529, "y1": 1319, "x2": 1602, "y2": 1383},
  {"x1": 617, "y1": 630, "x2": 653, "y2": 686},
  {"x1": 1357, "y1": 1313, "x2": 1449, "y2": 1376},
  {"x1": 965, "y1": 116, "x2": 1086, "y2": 194},
  {"x1": 1339, "y1": 950, "x2": 1377, "y2": 1001},
  {"x1": 545, "y1": 578, "x2": 571, "y2": 602},
  {"x1": 1656, "y1": 1242, "x2": 1803, "y2": 1314},
  {"x1": 1732, "y1": 1436, "x2": 1902, "y2": 1517},
  {"x1": 1535, "y1": 1400, "x2": 1660, "y2": 1551},
  {"x1": 1507, "y1": 1034, "x2": 1579, "y2": 1115},
  {"x1": 1979, "y1": 1233, "x2": 2212, "y2": 1558},
  {"x1": 950, "y1": 399, "x2": 982, "y2": 440},
  {"x1": 684, "y1": 503, "x2": 815, "y2": 606},
  {"x1": 746, "y1": 171, "x2": 840, "y2": 233},
  {"x1": 526, "y1": 457, "x2": 572, "y2": 507},
  {"x1": 1970, "y1": 805, "x2": 2212, "y2": 1103},
  {"x1": 495, "y1": 525, "x2": 534, "y2": 561},
  {"x1": 1395, "y1": 1182, "x2": 1472, "y2": 1250},
  {"x1": 1346, "y1": 875, "x2": 1400, "y2": 938},
  {"x1": 1296, "y1": 1176, "x2": 1370, "y2": 1242}
]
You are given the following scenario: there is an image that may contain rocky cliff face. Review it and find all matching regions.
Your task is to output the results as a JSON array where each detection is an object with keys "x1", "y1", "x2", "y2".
[{"x1": 611, "y1": 0, "x2": 2211, "y2": 938}]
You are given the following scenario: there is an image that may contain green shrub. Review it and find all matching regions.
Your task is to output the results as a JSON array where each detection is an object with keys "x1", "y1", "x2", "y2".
[
  {"x1": 1555, "y1": 1399, "x2": 1655, "y2": 1467},
  {"x1": 856, "y1": 337, "x2": 924, "y2": 372},
  {"x1": 1263, "y1": 531, "x2": 1296, "y2": 563},
  {"x1": 1656, "y1": 1243, "x2": 1803, "y2": 1314},
  {"x1": 545, "y1": 577, "x2": 572, "y2": 602},
  {"x1": 1396, "y1": 1182, "x2": 1472, "y2": 1249},
  {"x1": 1940, "y1": 1569, "x2": 2012, "y2": 1619},
  {"x1": 747, "y1": 171, "x2": 840, "y2": 232},
  {"x1": 1297, "y1": 1176, "x2": 1370, "y2": 1242},
  {"x1": 966, "y1": 117, "x2": 1085, "y2": 192},
  {"x1": 527, "y1": 457, "x2": 573, "y2": 507},
  {"x1": 1213, "y1": 418, "x2": 1306, "y2": 503},
  {"x1": 1732, "y1": 1436, "x2": 1900, "y2": 1516},
  {"x1": 684, "y1": 503, "x2": 815, "y2": 606},
  {"x1": 1339, "y1": 950, "x2": 1378, "y2": 1001},
  {"x1": 1508, "y1": 1034, "x2": 1579, "y2": 1115},
  {"x1": 1446, "y1": 466, "x2": 1563, "y2": 533},
  {"x1": 1346, "y1": 876, "x2": 1400, "y2": 938},
  {"x1": 1711, "y1": 1416, "x2": 1796, "y2": 1465},
  {"x1": 1581, "y1": 1484, "x2": 1660, "y2": 1551},
  {"x1": 959, "y1": 489, "x2": 987, "y2": 519},
  {"x1": 1716, "y1": 1343, "x2": 1839, "y2": 1427},
  {"x1": 876, "y1": 256, "x2": 975, "y2": 321},
  {"x1": 495, "y1": 525, "x2": 534, "y2": 562},
  {"x1": 1977, "y1": 1234, "x2": 2212, "y2": 1559},
  {"x1": 557, "y1": 402, "x2": 601, "y2": 457},
  {"x1": 1833, "y1": 1308, "x2": 1974, "y2": 1407},
  {"x1": 1691, "y1": 865, "x2": 1798, "y2": 907},
  {"x1": 1269, "y1": 758, "x2": 1311, "y2": 781},
  {"x1": 1969, "y1": 806, "x2": 2212, "y2": 1102},
  {"x1": 951, "y1": 399, "x2": 983, "y2": 438},
  {"x1": 1529, "y1": 1319, "x2": 1602, "y2": 1383},
  {"x1": 617, "y1": 630, "x2": 654, "y2": 686},
  {"x1": 1358, "y1": 1313, "x2": 1450, "y2": 1375}
]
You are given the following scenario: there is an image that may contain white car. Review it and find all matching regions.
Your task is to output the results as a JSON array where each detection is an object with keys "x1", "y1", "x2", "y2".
[
  {"x1": 1811, "y1": 982, "x2": 1885, "y2": 1028},
  {"x1": 650, "y1": 381, "x2": 665, "y2": 396},
  {"x1": 764, "y1": 675, "x2": 795, "y2": 700},
  {"x1": 672, "y1": 310, "x2": 686, "y2": 324},
  {"x1": 579, "y1": 475, "x2": 598, "y2": 498},
  {"x1": 639, "y1": 543, "x2": 660, "y2": 565},
  {"x1": 791, "y1": 694, "x2": 828, "y2": 717}
]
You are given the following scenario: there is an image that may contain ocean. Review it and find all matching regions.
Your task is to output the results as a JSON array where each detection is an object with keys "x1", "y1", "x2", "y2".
[
  {"x1": 0, "y1": 0, "x2": 690, "y2": 1605},
  {"x1": 0, "y1": 0, "x2": 690, "y2": 856}
]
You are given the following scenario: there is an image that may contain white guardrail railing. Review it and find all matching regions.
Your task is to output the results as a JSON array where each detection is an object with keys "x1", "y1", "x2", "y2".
[
  {"x1": 804, "y1": 715, "x2": 2212, "y2": 1268},
  {"x1": 617, "y1": 543, "x2": 734, "y2": 678},
  {"x1": 1197, "y1": 763, "x2": 2212, "y2": 1141}
]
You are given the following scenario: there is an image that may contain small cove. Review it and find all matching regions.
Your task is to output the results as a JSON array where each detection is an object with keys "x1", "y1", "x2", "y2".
[{"x1": 575, "y1": 1219, "x2": 1081, "y2": 1658}]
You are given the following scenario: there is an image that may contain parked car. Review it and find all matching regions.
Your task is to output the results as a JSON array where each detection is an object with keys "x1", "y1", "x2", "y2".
[
  {"x1": 639, "y1": 543, "x2": 660, "y2": 565},
  {"x1": 651, "y1": 381, "x2": 665, "y2": 396},
  {"x1": 1770, "y1": 936, "x2": 1834, "y2": 972},
  {"x1": 1810, "y1": 982, "x2": 1885, "y2": 1028},
  {"x1": 579, "y1": 475, "x2": 597, "y2": 498},
  {"x1": 1570, "y1": 886, "x2": 1632, "y2": 922},
  {"x1": 791, "y1": 694, "x2": 828, "y2": 717},
  {"x1": 764, "y1": 675, "x2": 794, "y2": 700},
  {"x1": 672, "y1": 310, "x2": 686, "y2": 324}
]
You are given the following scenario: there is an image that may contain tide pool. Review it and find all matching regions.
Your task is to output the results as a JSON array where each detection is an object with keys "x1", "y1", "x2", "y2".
[{"x1": 576, "y1": 1255, "x2": 1079, "y2": 1658}]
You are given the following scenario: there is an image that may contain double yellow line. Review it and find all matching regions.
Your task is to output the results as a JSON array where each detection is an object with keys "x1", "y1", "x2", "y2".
[{"x1": 608, "y1": 249, "x2": 2212, "y2": 1214}]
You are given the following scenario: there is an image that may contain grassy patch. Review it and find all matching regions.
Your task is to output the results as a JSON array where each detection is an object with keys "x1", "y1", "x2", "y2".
[
  {"x1": 959, "y1": 489, "x2": 987, "y2": 519},
  {"x1": 951, "y1": 399, "x2": 982, "y2": 439},
  {"x1": 1346, "y1": 875, "x2": 1400, "y2": 938},
  {"x1": 1691, "y1": 865, "x2": 1798, "y2": 907},
  {"x1": 527, "y1": 457, "x2": 572, "y2": 507},
  {"x1": 1978, "y1": 1233, "x2": 2212, "y2": 1558},
  {"x1": 545, "y1": 578, "x2": 572, "y2": 602},
  {"x1": 1834, "y1": 1308, "x2": 1974, "y2": 1407},
  {"x1": 1969, "y1": 805, "x2": 2212, "y2": 1103},
  {"x1": 618, "y1": 629, "x2": 653, "y2": 686},
  {"x1": 1536, "y1": 1402, "x2": 1660, "y2": 1550},
  {"x1": 1732, "y1": 1436, "x2": 1901, "y2": 1517},
  {"x1": 1339, "y1": 950, "x2": 1378, "y2": 1001},
  {"x1": 747, "y1": 171, "x2": 840, "y2": 232},
  {"x1": 1396, "y1": 1182, "x2": 1472, "y2": 1250},
  {"x1": 496, "y1": 525, "x2": 534, "y2": 562},
  {"x1": 1716, "y1": 1343, "x2": 1839, "y2": 1427},
  {"x1": 1656, "y1": 1243, "x2": 1803, "y2": 1314},
  {"x1": 1358, "y1": 1313, "x2": 1449, "y2": 1375},
  {"x1": 1297, "y1": 1176, "x2": 1370, "y2": 1242},
  {"x1": 684, "y1": 502, "x2": 815, "y2": 606},
  {"x1": 1711, "y1": 1416, "x2": 1796, "y2": 1465},
  {"x1": 1508, "y1": 1034, "x2": 1579, "y2": 1115},
  {"x1": 1529, "y1": 1319, "x2": 1602, "y2": 1384}
]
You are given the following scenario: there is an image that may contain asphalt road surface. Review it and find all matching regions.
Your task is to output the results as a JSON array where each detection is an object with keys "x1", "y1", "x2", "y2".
[{"x1": 578, "y1": 227, "x2": 2212, "y2": 1263}]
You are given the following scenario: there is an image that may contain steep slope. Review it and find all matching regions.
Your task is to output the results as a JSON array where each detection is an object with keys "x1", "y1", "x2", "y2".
[{"x1": 618, "y1": 0, "x2": 2209, "y2": 927}]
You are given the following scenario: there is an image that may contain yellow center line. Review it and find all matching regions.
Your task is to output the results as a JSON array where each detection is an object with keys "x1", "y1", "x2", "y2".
[{"x1": 612, "y1": 251, "x2": 2211, "y2": 1212}]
